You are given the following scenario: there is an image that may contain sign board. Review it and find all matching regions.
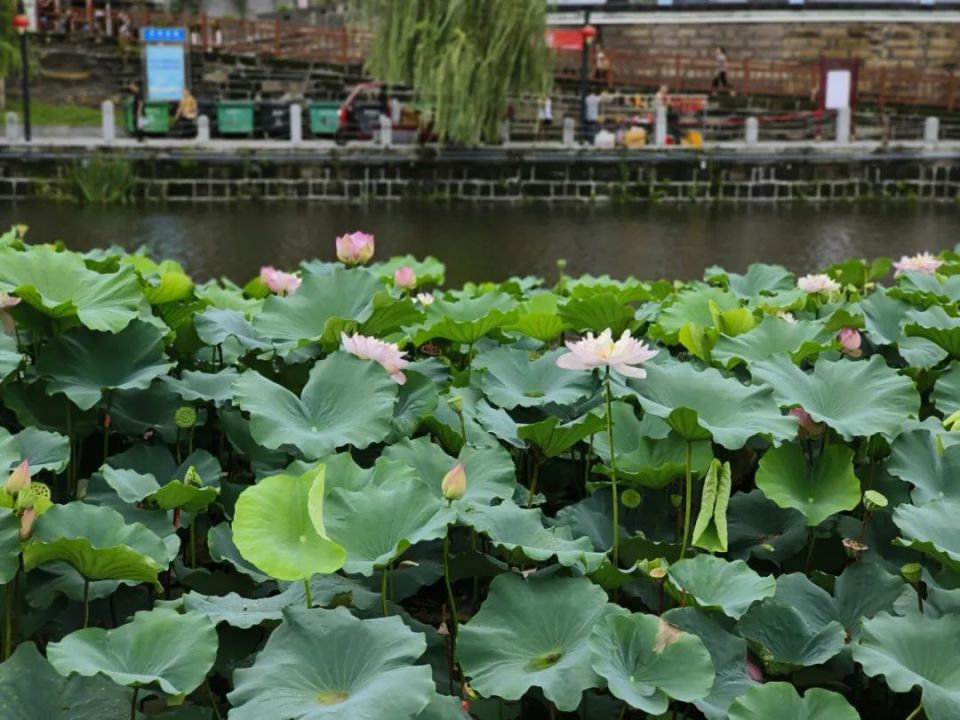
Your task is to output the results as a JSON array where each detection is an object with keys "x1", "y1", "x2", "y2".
[
  {"x1": 22, "y1": 0, "x2": 38, "y2": 32},
  {"x1": 546, "y1": 29, "x2": 584, "y2": 50},
  {"x1": 824, "y1": 70, "x2": 851, "y2": 110},
  {"x1": 142, "y1": 27, "x2": 187, "y2": 103}
]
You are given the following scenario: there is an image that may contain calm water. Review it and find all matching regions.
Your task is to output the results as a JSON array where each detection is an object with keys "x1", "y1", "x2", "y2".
[{"x1": 1, "y1": 201, "x2": 958, "y2": 285}]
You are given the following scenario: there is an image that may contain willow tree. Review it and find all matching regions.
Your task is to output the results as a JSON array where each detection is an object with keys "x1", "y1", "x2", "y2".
[{"x1": 360, "y1": 0, "x2": 552, "y2": 144}]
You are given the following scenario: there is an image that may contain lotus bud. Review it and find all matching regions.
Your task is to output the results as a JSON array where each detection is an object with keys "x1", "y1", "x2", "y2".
[
  {"x1": 184, "y1": 466, "x2": 202, "y2": 488},
  {"x1": 901, "y1": 562, "x2": 923, "y2": 585},
  {"x1": 5, "y1": 460, "x2": 29, "y2": 494},
  {"x1": 842, "y1": 537, "x2": 868, "y2": 560},
  {"x1": 18, "y1": 506, "x2": 35, "y2": 540},
  {"x1": 837, "y1": 327, "x2": 863, "y2": 358},
  {"x1": 556, "y1": 258, "x2": 567, "y2": 272},
  {"x1": 789, "y1": 406, "x2": 825, "y2": 439},
  {"x1": 441, "y1": 462, "x2": 467, "y2": 502},
  {"x1": 447, "y1": 395, "x2": 464, "y2": 416},
  {"x1": 174, "y1": 406, "x2": 197, "y2": 429},
  {"x1": 393, "y1": 266, "x2": 417, "y2": 290},
  {"x1": 863, "y1": 490, "x2": 888, "y2": 513},
  {"x1": 335, "y1": 231, "x2": 375, "y2": 265},
  {"x1": 944, "y1": 410, "x2": 960, "y2": 432}
]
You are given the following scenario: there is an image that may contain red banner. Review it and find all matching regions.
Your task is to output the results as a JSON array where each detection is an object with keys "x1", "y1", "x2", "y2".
[{"x1": 546, "y1": 29, "x2": 583, "y2": 51}]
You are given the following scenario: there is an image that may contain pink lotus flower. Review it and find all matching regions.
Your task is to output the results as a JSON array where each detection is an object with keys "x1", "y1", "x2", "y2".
[
  {"x1": 394, "y1": 266, "x2": 417, "y2": 290},
  {"x1": 776, "y1": 311, "x2": 797, "y2": 324},
  {"x1": 0, "y1": 292, "x2": 20, "y2": 311},
  {"x1": 894, "y1": 252, "x2": 943, "y2": 276},
  {"x1": 415, "y1": 292, "x2": 434, "y2": 306},
  {"x1": 441, "y1": 462, "x2": 467, "y2": 501},
  {"x1": 341, "y1": 332, "x2": 409, "y2": 385},
  {"x1": 838, "y1": 327, "x2": 863, "y2": 358},
  {"x1": 259, "y1": 266, "x2": 301, "y2": 295},
  {"x1": 19, "y1": 506, "x2": 35, "y2": 540},
  {"x1": 336, "y1": 232, "x2": 375, "y2": 265},
  {"x1": 555, "y1": 329, "x2": 658, "y2": 379},
  {"x1": 746, "y1": 654, "x2": 764, "y2": 683},
  {"x1": 797, "y1": 273, "x2": 841, "y2": 296},
  {"x1": 789, "y1": 407, "x2": 825, "y2": 439},
  {"x1": 5, "y1": 459, "x2": 29, "y2": 493}
]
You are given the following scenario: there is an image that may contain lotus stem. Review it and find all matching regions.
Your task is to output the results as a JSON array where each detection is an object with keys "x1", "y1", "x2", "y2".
[
  {"x1": 303, "y1": 578, "x2": 312, "y2": 609},
  {"x1": 102, "y1": 392, "x2": 112, "y2": 465},
  {"x1": 584, "y1": 432, "x2": 594, "y2": 486},
  {"x1": 64, "y1": 399, "x2": 75, "y2": 500},
  {"x1": 604, "y1": 371, "x2": 620, "y2": 567},
  {"x1": 129, "y1": 686, "x2": 139, "y2": 720},
  {"x1": 457, "y1": 412, "x2": 467, "y2": 446},
  {"x1": 905, "y1": 701, "x2": 924, "y2": 720},
  {"x1": 805, "y1": 530, "x2": 817, "y2": 574},
  {"x1": 443, "y1": 532, "x2": 459, "y2": 644},
  {"x1": 189, "y1": 519, "x2": 197, "y2": 569},
  {"x1": 188, "y1": 425, "x2": 195, "y2": 457},
  {"x1": 205, "y1": 678, "x2": 223, "y2": 720},
  {"x1": 381, "y1": 566, "x2": 389, "y2": 617},
  {"x1": 618, "y1": 703, "x2": 628, "y2": 720},
  {"x1": 679, "y1": 441, "x2": 693, "y2": 560},
  {"x1": 526, "y1": 460, "x2": 540, "y2": 508},
  {"x1": 82, "y1": 578, "x2": 90, "y2": 629},
  {"x1": 2, "y1": 577, "x2": 14, "y2": 661}
]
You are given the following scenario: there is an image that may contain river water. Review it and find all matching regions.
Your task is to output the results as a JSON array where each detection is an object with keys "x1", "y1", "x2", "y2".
[{"x1": 1, "y1": 201, "x2": 957, "y2": 285}]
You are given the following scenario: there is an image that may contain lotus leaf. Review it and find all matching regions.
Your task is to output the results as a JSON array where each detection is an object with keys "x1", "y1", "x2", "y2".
[
  {"x1": 726, "y1": 489, "x2": 808, "y2": 564},
  {"x1": 415, "y1": 292, "x2": 518, "y2": 344},
  {"x1": 474, "y1": 347, "x2": 596, "y2": 409},
  {"x1": 892, "y1": 497, "x2": 960, "y2": 573},
  {"x1": 558, "y1": 293, "x2": 635, "y2": 335},
  {"x1": 160, "y1": 368, "x2": 239, "y2": 406},
  {"x1": 712, "y1": 316, "x2": 831, "y2": 368},
  {"x1": 903, "y1": 305, "x2": 960, "y2": 357},
  {"x1": 887, "y1": 427, "x2": 960, "y2": 504},
  {"x1": 0, "y1": 426, "x2": 70, "y2": 475},
  {"x1": 728, "y1": 682, "x2": 859, "y2": 720},
  {"x1": 666, "y1": 555, "x2": 775, "y2": 619},
  {"x1": 517, "y1": 412, "x2": 606, "y2": 458},
  {"x1": 0, "y1": 332, "x2": 20, "y2": 382},
  {"x1": 652, "y1": 287, "x2": 738, "y2": 343}
]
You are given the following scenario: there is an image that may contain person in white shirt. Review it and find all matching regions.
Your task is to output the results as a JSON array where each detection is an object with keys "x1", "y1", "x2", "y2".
[
  {"x1": 584, "y1": 91, "x2": 600, "y2": 142},
  {"x1": 536, "y1": 96, "x2": 553, "y2": 141}
]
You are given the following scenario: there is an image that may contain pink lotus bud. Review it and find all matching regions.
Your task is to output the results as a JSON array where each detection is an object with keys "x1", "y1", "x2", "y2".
[
  {"x1": 335, "y1": 232, "x2": 375, "y2": 265},
  {"x1": 19, "y1": 506, "x2": 35, "y2": 540},
  {"x1": 259, "y1": 266, "x2": 302, "y2": 296},
  {"x1": 5, "y1": 460, "x2": 29, "y2": 494},
  {"x1": 838, "y1": 328, "x2": 862, "y2": 358},
  {"x1": 746, "y1": 654, "x2": 764, "y2": 682},
  {"x1": 0, "y1": 292, "x2": 20, "y2": 311},
  {"x1": 441, "y1": 462, "x2": 467, "y2": 501},
  {"x1": 394, "y1": 265, "x2": 417, "y2": 290},
  {"x1": 789, "y1": 407, "x2": 825, "y2": 439}
]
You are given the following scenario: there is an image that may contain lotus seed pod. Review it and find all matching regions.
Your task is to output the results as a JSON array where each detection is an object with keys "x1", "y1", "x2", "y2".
[
  {"x1": 649, "y1": 567, "x2": 667, "y2": 584},
  {"x1": 842, "y1": 537, "x2": 868, "y2": 560},
  {"x1": 621, "y1": 488, "x2": 642, "y2": 509},
  {"x1": 174, "y1": 406, "x2": 197, "y2": 429},
  {"x1": 446, "y1": 395, "x2": 464, "y2": 415},
  {"x1": 184, "y1": 466, "x2": 202, "y2": 488},
  {"x1": 901, "y1": 562, "x2": 923, "y2": 585},
  {"x1": 556, "y1": 258, "x2": 567, "y2": 271},
  {"x1": 4, "y1": 459, "x2": 29, "y2": 494},
  {"x1": 863, "y1": 490, "x2": 888, "y2": 512},
  {"x1": 441, "y1": 462, "x2": 466, "y2": 501}
]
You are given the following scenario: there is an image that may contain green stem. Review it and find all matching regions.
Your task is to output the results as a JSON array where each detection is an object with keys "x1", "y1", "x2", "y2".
[
  {"x1": 443, "y1": 532, "x2": 458, "y2": 643},
  {"x1": 380, "y1": 566, "x2": 389, "y2": 617},
  {"x1": 102, "y1": 392, "x2": 112, "y2": 465},
  {"x1": 805, "y1": 530, "x2": 817, "y2": 574},
  {"x1": 189, "y1": 520, "x2": 197, "y2": 569},
  {"x1": 679, "y1": 441, "x2": 693, "y2": 560},
  {"x1": 584, "y1": 432, "x2": 595, "y2": 486},
  {"x1": 526, "y1": 460, "x2": 540, "y2": 508},
  {"x1": 905, "y1": 701, "x2": 924, "y2": 720},
  {"x1": 205, "y1": 678, "x2": 223, "y2": 720},
  {"x1": 82, "y1": 578, "x2": 90, "y2": 629},
  {"x1": 303, "y1": 578, "x2": 313, "y2": 609},
  {"x1": 2, "y1": 575, "x2": 14, "y2": 661},
  {"x1": 175, "y1": 427, "x2": 182, "y2": 465},
  {"x1": 65, "y1": 399, "x2": 74, "y2": 500},
  {"x1": 188, "y1": 425, "x2": 195, "y2": 458},
  {"x1": 604, "y1": 372, "x2": 620, "y2": 567},
  {"x1": 618, "y1": 702, "x2": 628, "y2": 720},
  {"x1": 457, "y1": 412, "x2": 467, "y2": 446},
  {"x1": 129, "y1": 686, "x2": 139, "y2": 720},
  {"x1": 471, "y1": 529, "x2": 480, "y2": 609}
]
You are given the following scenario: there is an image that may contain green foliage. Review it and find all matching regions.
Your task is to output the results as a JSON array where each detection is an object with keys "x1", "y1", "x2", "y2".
[{"x1": 68, "y1": 155, "x2": 136, "y2": 204}]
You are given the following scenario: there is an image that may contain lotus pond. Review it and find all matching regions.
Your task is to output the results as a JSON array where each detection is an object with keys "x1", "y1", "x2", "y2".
[{"x1": 0, "y1": 226, "x2": 958, "y2": 720}]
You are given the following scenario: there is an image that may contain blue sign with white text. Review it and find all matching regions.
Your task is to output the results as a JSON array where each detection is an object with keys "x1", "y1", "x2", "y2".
[
  {"x1": 145, "y1": 44, "x2": 185, "y2": 102},
  {"x1": 142, "y1": 27, "x2": 186, "y2": 43}
]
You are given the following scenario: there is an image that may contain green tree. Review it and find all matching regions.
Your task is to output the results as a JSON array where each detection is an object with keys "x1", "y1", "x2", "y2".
[
  {"x1": 0, "y1": 0, "x2": 24, "y2": 110},
  {"x1": 360, "y1": 0, "x2": 552, "y2": 145}
]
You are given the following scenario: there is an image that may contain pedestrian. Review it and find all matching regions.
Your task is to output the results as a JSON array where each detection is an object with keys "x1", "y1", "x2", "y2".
[
  {"x1": 173, "y1": 88, "x2": 199, "y2": 137},
  {"x1": 127, "y1": 81, "x2": 145, "y2": 142},
  {"x1": 584, "y1": 90, "x2": 600, "y2": 142},
  {"x1": 536, "y1": 95, "x2": 553, "y2": 141},
  {"x1": 654, "y1": 85, "x2": 679, "y2": 143},
  {"x1": 712, "y1": 46, "x2": 731, "y2": 95}
]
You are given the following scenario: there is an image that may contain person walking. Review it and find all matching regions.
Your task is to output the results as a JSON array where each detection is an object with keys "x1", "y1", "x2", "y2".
[
  {"x1": 584, "y1": 90, "x2": 600, "y2": 143},
  {"x1": 712, "y1": 46, "x2": 731, "y2": 95},
  {"x1": 536, "y1": 95, "x2": 553, "y2": 141},
  {"x1": 127, "y1": 81, "x2": 146, "y2": 142}
]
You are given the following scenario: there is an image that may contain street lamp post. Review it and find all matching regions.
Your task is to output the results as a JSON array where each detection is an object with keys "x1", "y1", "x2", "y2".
[
  {"x1": 579, "y1": 16, "x2": 597, "y2": 144},
  {"x1": 13, "y1": 12, "x2": 30, "y2": 142}
]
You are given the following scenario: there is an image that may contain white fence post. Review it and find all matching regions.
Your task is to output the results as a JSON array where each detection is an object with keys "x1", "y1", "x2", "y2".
[
  {"x1": 5, "y1": 112, "x2": 19, "y2": 142},
  {"x1": 836, "y1": 107, "x2": 851, "y2": 144},
  {"x1": 655, "y1": 106, "x2": 667, "y2": 147},
  {"x1": 499, "y1": 119, "x2": 510, "y2": 145},
  {"x1": 101, "y1": 100, "x2": 115, "y2": 144},
  {"x1": 562, "y1": 116, "x2": 575, "y2": 147},
  {"x1": 379, "y1": 115, "x2": 392, "y2": 147},
  {"x1": 197, "y1": 115, "x2": 210, "y2": 143},
  {"x1": 924, "y1": 116, "x2": 940, "y2": 144},
  {"x1": 290, "y1": 103, "x2": 302, "y2": 144},
  {"x1": 745, "y1": 116, "x2": 758, "y2": 145}
]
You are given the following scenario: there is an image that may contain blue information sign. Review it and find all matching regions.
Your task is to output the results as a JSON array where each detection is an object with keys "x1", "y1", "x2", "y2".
[
  {"x1": 145, "y1": 44, "x2": 186, "y2": 102},
  {"x1": 142, "y1": 27, "x2": 186, "y2": 43}
]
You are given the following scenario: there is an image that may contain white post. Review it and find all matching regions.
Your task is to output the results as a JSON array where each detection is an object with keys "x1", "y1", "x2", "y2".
[
  {"x1": 101, "y1": 100, "x2": 115, "y2": 144},
  {"x1": 562, "y1": 117, "x2": 575, "y2": 147},
  {"x1": 197, "y1": 115, "x2": 210, "y2": 143},
  {"x1": 745, "y1": 116, "x2": 758, "y2": 145},
  {"x1": 655, "y1": 106, "x2": 667, "y2": 147},
  {"x1": 499, "y1": 119, "x2": 510, "y2": 145},
  {"x1": 836, "y1": 106, "x2": 851, "y2": 145},
  {"x1": 379, "y1": 115, "x2": 392, "y2": 147},
  {"x1": 5, "y1": 112, "x2": 19, "y2": 142},
  {"x1": 290, "y1": 103, "x2": 302, "y2": 144},
  {"x1": 924, "y1": 116, "x2": 940, "y2": 144}
]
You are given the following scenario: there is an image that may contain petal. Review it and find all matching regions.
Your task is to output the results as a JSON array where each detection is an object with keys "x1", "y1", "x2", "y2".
[
  {"x1": 556, "y1": 352, "x2": 592, "y2": 370},
  {"x1": 391, "y1": 371, "x2": 407, "y2": 385},
  {"x1": 615, "y1": 364, "x2": 647, "y2": 380}
]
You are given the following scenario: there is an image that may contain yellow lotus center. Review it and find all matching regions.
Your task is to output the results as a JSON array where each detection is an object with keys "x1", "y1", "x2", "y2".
[{"x1": 316, "y1": 690, "x2": 349, "y2": 705}]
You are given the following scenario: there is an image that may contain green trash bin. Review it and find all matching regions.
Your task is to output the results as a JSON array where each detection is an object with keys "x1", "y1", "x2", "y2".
[
  {"x1": 120, "y1": 98, "x2": 169, "y2": 135},
  {"x1": 309, "y1": 102, "x2": 340, "y2": 137},
  {"x1": 217, "y1": 101, "x2": 256, "y2": 136}
]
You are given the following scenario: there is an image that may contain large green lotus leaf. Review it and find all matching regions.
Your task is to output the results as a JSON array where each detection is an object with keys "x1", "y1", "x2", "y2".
[
  {"x1": 751, "y1": 354, "x2": 919, "y2": 441},
  {"x1": 425, "y1": 386, "x2": 507, "y2": 452},
  {"x1": 47, "y1": 607, "x2": 217, "y2": 696},
  {"x1": 738, "y1": 574, "x2": 846, "y2": 667},
  {"x1": 381, "y1": 437, "x2": 517, "y2": 507},
  {"x1": 389, "y1": 372, "x2": 439, "y2": 440},
  {"x1": 35, "y1": 320, "x2": 174, "y2": 411},
  {"x1": 624, "y1": 360, "x2": 796, "y2": 449},
  {"x1": 194, "y1": 308, "x2": 271, "y2": 351},
  {"x1": 558, "y1": 293, "x2": 635, "y2": 335},
  {"x1": 474, "y1": 347, "x2": 596, "y2": 409},
  {"x1": 0, "y1": 511, "x2": 19, "y2": 584},
  {"x1": 663, "y1": 608, "x2": 757, "y2": 720},
  {"x1": 415, "y1": 292, "x2": 518, "y2": 345},
  {"x1": 712, "y1": 317, "x2": 831, "y2": 369},
  {"x1": 229, "y1": 607, "x2": 434, "y2": 720},
  {"x1": 108, "y1": 380, "x2": 184, "y2": 444},
  {"x1": 517, "y1": 412, "x2": 606, "y2": 458},
  {"x1": 233, "y1": 468, "x2": 346, "y2": 581},
  {"x1": 726, "y1": 489, "x2": 808, "y2": 564},
  {"x1": 101, "y1": 466, "x2": 218, "y2": 512},
  {"x1": 231, "y1": 353, "x2": 398, "y2": 460},
  {"x1": 592, "y1": 402, "x2": 712, "y2": 489},
  {"x1": 589, "y1": 613, "x2": 714, "y2": 715},
  {"x1": 0, "y1": 426, "x2": 70, "y2": 474},
  {"x1": 415, "y1": 694, "x2": 470, "y2": 720},
  {"x1": 652, "y1": 287, "x2": 738, "y2": 343},
  {"x1": 252, "y1": 267, "x2": 383, "y2": 346},
  {"x1": 904, "y1": 305, "x2": 960, "y2": 357},
  {"x1": 370, "y1": 254, "x2": 446, "y2": 286},
  {"x1": 855, "y1": 612, "x2": 960, "y2": 720},
  {"x1": 834, "y1": 561, "x2": 905, "y2": 638},
  {"x1": 728, "y1": 683, "x2": 859, "y2": 720},
  {"x1": 321, "y1": 478, "x2": 454, "y2": 576},
  {"x1": 858, "y1": 290, "x2": 947, "y2": 367},
  {"x1": 756, "y1": 444, "x2": 861, "y2": 527},
  {"x1": 718, "y1": 263, "x2": 795, "y2": 298},
  {"x1": 458, "y1": 573, "x2": 620, "y2": 712},
  {"x1": 207, "y1": 522, "x2": 270, "y2": 583},
  {"x1": 0, "y1": 642, "x2": 134, "y2": 720},
  {"x1": 160, "y1": 368, "x2": 238, "y2": 406},
  {"x1": 895, "y1": 270, "x2": 960, "y2": 303},
  {"x1": 892, "y1": 498, "x2": 960, "y2": 573},
  {"x1": 667, "y1": 555, "x2": 775, "y2": 620},
  {"x1": 358, "y1": 292, "x2": 424, "y2": 338},
  {"x1": 464, "y1": 501, "x2": 606, "y2": 572},
  {"x1": 23, "y1": 503, "x2": 167, "y2": 586},
  {"x1": 0, "y1": 331, "x2": 20, "y2": 382},
  {"x1": 0, "y1": 246, "x2": 142, "y2": 332},
  {"x1": 887, "y1": 427, "x2": 960, "y2": 504},
  {"x1": 933, "y1": 363, "x2": 960, "y2": 417},
  {"x1": 503, "y1": 292, "x2": 569, "y2": 342}
]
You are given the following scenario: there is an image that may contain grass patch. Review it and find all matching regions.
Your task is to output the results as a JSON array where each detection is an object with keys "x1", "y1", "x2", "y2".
[{"x1": 7, "y1": 101, "x2": 102, "y2": 126}]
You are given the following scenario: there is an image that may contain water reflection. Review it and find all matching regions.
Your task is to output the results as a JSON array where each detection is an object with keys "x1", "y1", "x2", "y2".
[{"x1": 2, "y1": 201, "x2": 957, "y2": 285}]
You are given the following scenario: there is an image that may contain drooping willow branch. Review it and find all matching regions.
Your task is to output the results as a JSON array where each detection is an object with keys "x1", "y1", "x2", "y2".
[{"x1": 359, "y1": 0, "x2": 553, "y2": 144}]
